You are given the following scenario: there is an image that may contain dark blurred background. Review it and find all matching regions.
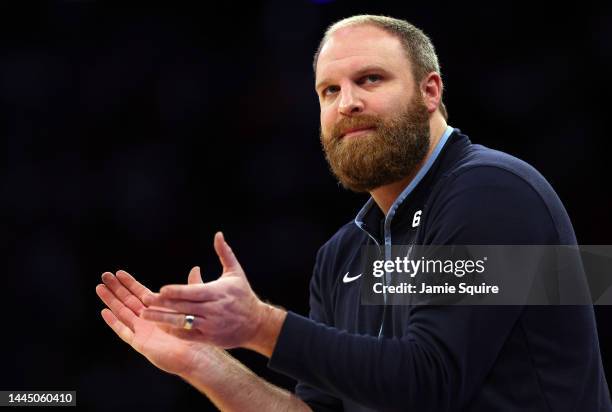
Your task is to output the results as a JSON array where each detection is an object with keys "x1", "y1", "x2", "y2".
[{"x1": 1, "y1": 1, "x2": 611, "y2": 411}]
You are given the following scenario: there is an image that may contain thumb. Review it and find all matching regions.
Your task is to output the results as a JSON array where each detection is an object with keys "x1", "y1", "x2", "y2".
[
  {"x1": 187, "y1": 266, "x2": 203, "y2": 284},
  {"x1": 213, "y1": 231, "x2": 242, "y2": 274}
]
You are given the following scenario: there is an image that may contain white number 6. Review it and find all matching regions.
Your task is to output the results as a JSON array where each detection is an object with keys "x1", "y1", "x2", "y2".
[{"x1": 412, "y1": 210, "x2": 422, "y2": 227}]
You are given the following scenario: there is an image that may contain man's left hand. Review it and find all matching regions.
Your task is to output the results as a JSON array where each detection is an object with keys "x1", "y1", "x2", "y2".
[{"x1": 141, "y1": 232, "x2": 286, "y2": 357}]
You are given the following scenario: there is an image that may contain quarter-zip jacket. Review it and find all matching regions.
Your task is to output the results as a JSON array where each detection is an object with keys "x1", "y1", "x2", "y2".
[{"x1": 268, "y1": 127, "x2": 611, "y2": 411}]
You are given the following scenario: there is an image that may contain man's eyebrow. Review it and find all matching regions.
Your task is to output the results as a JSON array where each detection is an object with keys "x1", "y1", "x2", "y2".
[{"x1": 315, "y1": 65, "x2": 390, "y2": 91}]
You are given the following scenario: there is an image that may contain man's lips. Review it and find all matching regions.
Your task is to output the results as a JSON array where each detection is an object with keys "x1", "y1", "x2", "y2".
[{"x1": 340, "y1": 126, "x2": 375, "y2": 139}]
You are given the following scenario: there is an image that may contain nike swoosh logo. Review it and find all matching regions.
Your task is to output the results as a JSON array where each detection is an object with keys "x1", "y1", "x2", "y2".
[{"x1": 342, "y1": 272, "x2": 363, "y2": 283}]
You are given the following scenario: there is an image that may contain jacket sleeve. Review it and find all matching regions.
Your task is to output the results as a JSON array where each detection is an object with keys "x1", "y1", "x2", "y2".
[
  {"x1": 294, "y1": 247, "x2": 344, "y2": 412},
  {"x1": 269, "y1": 168, "x2": 555, "y2": 411}
]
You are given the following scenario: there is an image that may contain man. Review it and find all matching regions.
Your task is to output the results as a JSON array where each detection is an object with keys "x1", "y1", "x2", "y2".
[{"x1": 96, "y1": 15, "x2": 611, "y2": 411}]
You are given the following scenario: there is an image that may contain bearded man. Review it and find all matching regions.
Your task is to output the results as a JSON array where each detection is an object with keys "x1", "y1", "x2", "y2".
[{"x1": 96, "y1": 15, "x2": 611, "y2": 411}]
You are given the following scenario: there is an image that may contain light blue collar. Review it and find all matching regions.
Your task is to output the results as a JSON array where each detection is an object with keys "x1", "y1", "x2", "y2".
[{"x1": 354, "y1": 125, "x2": 455, "y2": 245}]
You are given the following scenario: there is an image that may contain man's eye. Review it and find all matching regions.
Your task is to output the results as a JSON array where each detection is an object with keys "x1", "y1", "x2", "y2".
[
  {"x1": 362, "y1": 74, "x2": 382, "y2": 84},
  {"x1": 323, "y1": 86, "x2": 339, "y2": 96}
]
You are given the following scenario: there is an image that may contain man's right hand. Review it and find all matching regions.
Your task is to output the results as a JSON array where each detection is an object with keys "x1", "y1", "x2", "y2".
[
  {"x1": 96, "y1": 267, "x2": 312, "y2": 412},
  {"x1": 95, "y1": 267, "x2": 219, "y2": 377}
]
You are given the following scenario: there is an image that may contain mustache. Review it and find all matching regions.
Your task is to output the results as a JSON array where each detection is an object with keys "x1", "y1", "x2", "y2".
[{"x1": 329, "y1": 115, "x2": 382, "y2": 140}]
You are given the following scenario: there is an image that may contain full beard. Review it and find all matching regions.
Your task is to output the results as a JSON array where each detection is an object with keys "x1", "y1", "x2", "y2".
[{"x1": 320, "y1": 95, "x2": 431, "y2": 193}]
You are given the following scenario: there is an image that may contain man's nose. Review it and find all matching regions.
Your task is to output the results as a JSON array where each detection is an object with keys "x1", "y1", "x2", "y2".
[{"x1": 338, "y1": 85, "x2": 364, "y2": 116}]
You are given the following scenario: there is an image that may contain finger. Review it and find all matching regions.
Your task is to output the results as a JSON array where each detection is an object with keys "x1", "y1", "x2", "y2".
[
  {"x1": 101, "y1": 272, "x2": 146, "y2": 316},
  {"x1": 188, "y1": 266, "x2": 203, "y2": 284},
  {"x1": 96, "y1": 284, "x2": 137, "y2": 331},
  {"x1": 143, "y1": 295, "x2": 211, "y2": 317},
  {"x1": 214, "y1": 232, "x2": 242, "y2": 272},
  {"x1": 158, "y1": 282, "x2": 220, "y2": 301},
  {"x1": 101, "y1": 308, "x2": 134, "y2": 345},
  {"x1": 141, "y1": 309, "x2": 204, "y2": 330},
  {"x1": 143, "y1": 310, "x2": 220, "y2": 341},
  {"x1": 167, "y1": 327, "x2": 205, "y2": 341},
  {"x1": 141, "y1": 292, "x2": 180, "y2": 312},
  {"x1": 116, "y1": 270, "x2": 156, "y2": 304}
]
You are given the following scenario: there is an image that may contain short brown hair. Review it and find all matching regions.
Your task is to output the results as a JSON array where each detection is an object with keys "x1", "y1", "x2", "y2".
[{"x1": 313, "y1": 15, "x2": 448, "y2": 120}]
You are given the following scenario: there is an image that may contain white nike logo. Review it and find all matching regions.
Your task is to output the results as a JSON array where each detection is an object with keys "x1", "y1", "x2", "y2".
[{"x1": 342, "y1": 272, "x2": 363, "y2": 283}]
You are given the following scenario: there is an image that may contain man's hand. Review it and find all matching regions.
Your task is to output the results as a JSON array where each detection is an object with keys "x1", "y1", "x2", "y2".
[
  {"x1": 95, "y1": 267, "x2": 221, "y2": 377},
  {"x1": 97, "y1": 267, "x2": 310, "y2": 411},
  {"x1": 140, "y1": 232, "x2": 287, "y2": 357}
]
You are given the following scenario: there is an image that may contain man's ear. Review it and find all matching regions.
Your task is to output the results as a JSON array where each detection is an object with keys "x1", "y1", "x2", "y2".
[{"x1": 420, "y1": 72, "x2": 443, "y2": 114}]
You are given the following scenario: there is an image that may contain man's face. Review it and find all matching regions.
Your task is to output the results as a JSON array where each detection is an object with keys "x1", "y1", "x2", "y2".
[{"x1": 316, "y1": 24, "x2": 431, "y2": 192}]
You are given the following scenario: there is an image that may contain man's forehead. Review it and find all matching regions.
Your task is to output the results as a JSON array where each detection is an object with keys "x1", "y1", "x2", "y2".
[{"x1": 316, "y1": 25, "x2": 406, "y2": 79}]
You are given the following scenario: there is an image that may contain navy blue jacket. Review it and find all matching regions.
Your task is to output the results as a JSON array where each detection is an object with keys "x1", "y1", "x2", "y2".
[{"x1": 268, "y1": 127, "x2": 611, "y2": 411}]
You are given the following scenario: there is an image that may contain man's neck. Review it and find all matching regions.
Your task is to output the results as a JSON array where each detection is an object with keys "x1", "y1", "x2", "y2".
[{"x1": 370, "y1": 117, "x2": 447, "y2": 215}]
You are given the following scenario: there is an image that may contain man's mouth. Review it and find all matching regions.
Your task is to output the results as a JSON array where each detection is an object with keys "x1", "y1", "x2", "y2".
[{"x1": 340, "y1": 126, "x2": 375, "y2": 139}]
